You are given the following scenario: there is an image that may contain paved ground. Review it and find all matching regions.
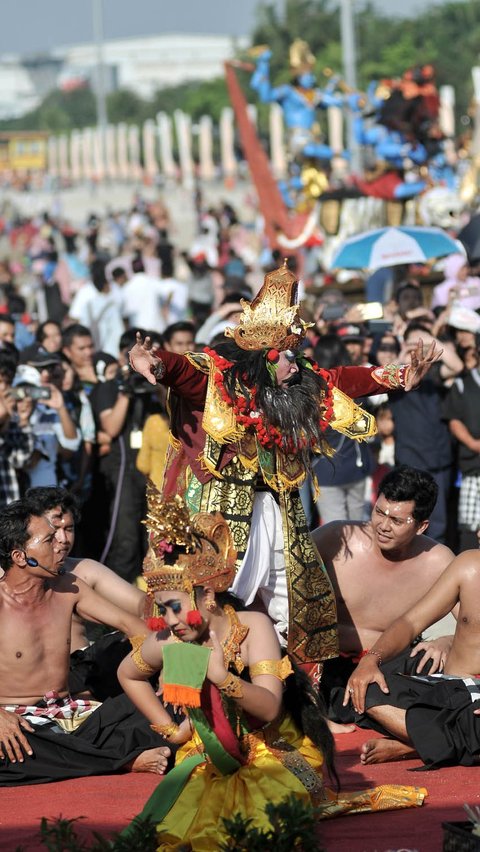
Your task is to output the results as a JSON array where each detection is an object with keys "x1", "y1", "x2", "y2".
[{"x1": 1, "y1": 178, "x2": 255, "y2": 250}]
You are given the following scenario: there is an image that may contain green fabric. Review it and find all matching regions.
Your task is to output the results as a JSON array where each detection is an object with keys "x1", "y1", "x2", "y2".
[
  {"x1": 189, "y1": 707, "x2": 241, "y2": 775},
  {"x1": 162, "y1": 643, "x2": 211, "y2": 693},
  {"x1": 119, "y1": 753, "x2": 204, "y2": 840}
]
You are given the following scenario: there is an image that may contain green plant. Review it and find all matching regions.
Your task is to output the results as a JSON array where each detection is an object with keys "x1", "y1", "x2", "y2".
[
  {"x1": 23, "y1": 795, "x2": 323, "y2": 852},
  {"x1": 219, "y1": 793, "x2": 324, "y2": 852},
  {"x1": 26, "y1": 814, "x2": 158, "y2": 852}
]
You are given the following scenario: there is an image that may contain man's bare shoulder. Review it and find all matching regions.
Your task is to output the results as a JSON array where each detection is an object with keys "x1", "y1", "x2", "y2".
[
  {"x1": 312, "y1": 521, "x2": 372, "y2": 561},
  {"x1": 445, "y1": 549, "x2": 480, "y2": 579},
  {"x1": 413, "y1": 535, "x2": 454, "y2": 568}
]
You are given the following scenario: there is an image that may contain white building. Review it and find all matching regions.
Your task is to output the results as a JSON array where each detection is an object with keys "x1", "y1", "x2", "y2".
[
  {"x1": 0, "y1": 33, "x2": 248, "y2": 120},
  {"x1": 55, "y1": 33, "x2": 247, "y2": 98}
]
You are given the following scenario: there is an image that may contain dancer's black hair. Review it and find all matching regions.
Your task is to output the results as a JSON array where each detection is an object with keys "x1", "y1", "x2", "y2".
[
  {"x1": 283, "y1": 660, "x2": 339, "y2": 789},
  {"x1": 213, "y1": 339, "x2": 275, "y2": 397},
  {"x1": 213, "y1": 339, "x2": 330, "y2": 464}
]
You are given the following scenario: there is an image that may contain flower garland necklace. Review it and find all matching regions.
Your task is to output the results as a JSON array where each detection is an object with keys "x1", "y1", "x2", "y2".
[{"x1": 204, "y1": 347, "x2": 335, "y2": 450}]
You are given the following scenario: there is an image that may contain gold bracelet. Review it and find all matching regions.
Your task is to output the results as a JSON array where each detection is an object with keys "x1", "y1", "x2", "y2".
[
  {"x1": 217, "y1": 672, "x2": 244, "y2": 699},
  {"x1": 249, "y1": 657, "x2": 294, "y2": 681},
  {"x1": 150, "y1": 722, "x2": 180, "y2": 740},
  {"x1": 129, "y1": 635, "x2": 157, "y2": 676}
]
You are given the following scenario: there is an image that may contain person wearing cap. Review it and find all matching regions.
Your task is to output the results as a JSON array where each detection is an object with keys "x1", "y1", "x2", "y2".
[
  {"x1": 334, "y1": 323, "x2": 368, "y2": 367},
  {"x1": 129, "y1": 262, "x2": 441, "y2": 674},
  {"x1": 15, "y1": 353, "x2": 80, "y2": 488}
]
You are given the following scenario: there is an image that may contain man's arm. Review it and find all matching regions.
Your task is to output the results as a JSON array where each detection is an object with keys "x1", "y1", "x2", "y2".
[
  {"x1": 449, "y1": 419, "x2": 480, "y2": 454},
  {"x1": 344, "y1": 558, "x2": 462, "y2": 713},
  {"x1": 99, "y1": 393, "x2": 130, "y2": 440},
  {"x1": 74, "y1": 577, "x2": 147, "y2": 637},
  {"x1": 74, "y1": 558, "x2": 145, "y2": 617}
]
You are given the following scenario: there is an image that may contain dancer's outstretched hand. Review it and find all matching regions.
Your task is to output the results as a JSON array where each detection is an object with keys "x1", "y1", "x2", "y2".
[
  {"x1": 128, "y1": 332, "x2": 160, "y2": 385},
  {"x1": 404, "y1": 338, "x2": 442, "y2": 391}
]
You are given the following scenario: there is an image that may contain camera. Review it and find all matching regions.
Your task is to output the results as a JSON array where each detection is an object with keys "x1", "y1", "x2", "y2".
[
  {"x1": 115, "y1": 366, "x2": 154, "y2": 396},
  {"x1": 11, "y1": 386, "x2": 51, "y2": 401}
]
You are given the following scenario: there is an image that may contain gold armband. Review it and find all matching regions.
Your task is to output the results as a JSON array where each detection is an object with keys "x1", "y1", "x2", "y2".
[
  {"x1": 150, "y1": 722, "x2": 180, "y2": 740},
  {"x1": 217, "y1": 672, "x2": 244, "y2": 699},
  {"x1": 249, "y1": 656, "x2": 294, "y2": 681},
  {"x1": 129, "y1": 634, "x2": 157, "y2": 677}
]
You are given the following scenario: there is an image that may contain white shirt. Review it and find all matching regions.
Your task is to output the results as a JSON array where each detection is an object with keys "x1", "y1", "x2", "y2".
[
  {"x1": 70, "y1": 283, "x2": 124, "y2": 356},
  {"x1": 121, "y1": 273, "x2": 188, "y2": 333}
]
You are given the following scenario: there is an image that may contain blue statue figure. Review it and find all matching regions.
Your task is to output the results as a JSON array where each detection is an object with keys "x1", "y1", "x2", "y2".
[{"x1": 250, "y1": 39, "x2": 348, "y2": 163}]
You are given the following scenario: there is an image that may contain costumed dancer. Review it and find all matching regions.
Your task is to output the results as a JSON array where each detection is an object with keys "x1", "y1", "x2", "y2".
[
  {"x1": 128, "y1": 261, "x2": 441, "y2": 670},
  {"x1": 118, "y1": 490, "x2": 427, "y2": 848}
]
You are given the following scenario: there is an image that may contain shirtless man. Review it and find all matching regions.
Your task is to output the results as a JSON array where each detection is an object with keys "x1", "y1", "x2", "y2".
[
  {"x1": 24, "y1": 487, "x2": 145, "y2": 697},
  {"x1": 344, "y1": 550, "x2": 480, "y2": 769},
  {"x1": 0, "y1": 501, "x2": 172, "y2": 785},
  {"x1": 312, "y1": 465, "x2": 455, "y2": 722}
]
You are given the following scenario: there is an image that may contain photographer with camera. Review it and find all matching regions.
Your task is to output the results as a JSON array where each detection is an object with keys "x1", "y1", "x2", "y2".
[
  {"x1": 13, "y1": 352, "x2": 81, "y2": 489},
  {"x1": 0, "y1": 345, "x2": 35, "y2": 505},
  {"x1": 89, "y1": 329, "x2": 162, "y2": 582}
]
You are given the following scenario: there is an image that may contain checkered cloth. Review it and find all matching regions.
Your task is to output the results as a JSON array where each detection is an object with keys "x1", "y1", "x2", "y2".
[
  {"x1": 411, "y1": 672, "x2": 480, "y2": 703},
  {"x1": 458, "y1": 474, "x2": 480, "y2": 531},
  {"x1": 0, "y1": 422, "x2": 34, "y2": 506},
  {"x1": 3, "y1": 690, "x2": 100, "y2": 732}
]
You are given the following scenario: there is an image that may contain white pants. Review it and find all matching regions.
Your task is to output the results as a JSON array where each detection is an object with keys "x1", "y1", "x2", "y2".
[{"x1": 230, "y1": 492, "x2": 288, "y2": 645}]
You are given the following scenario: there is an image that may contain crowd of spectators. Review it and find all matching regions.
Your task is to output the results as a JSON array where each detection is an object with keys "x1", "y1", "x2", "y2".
[{"x1": 0, "y1": 193, "x2": 478, "y2": 582}]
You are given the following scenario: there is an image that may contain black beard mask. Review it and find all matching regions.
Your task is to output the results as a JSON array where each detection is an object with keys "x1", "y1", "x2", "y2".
[{"x1": 258, "y1": 367, "x2": 328, "y2": 465}]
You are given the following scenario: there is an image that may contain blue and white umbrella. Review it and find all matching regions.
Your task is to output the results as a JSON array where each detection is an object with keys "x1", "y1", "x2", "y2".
[{"x1": 330, "y1": 226, "x2": 462, "y2": 271}]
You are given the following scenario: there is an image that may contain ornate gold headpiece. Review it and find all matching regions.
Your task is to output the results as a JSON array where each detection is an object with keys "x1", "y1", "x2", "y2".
[
  {"x1": 224, "y1": 260, "x2": 312, "y2": 351},
  {"x1": 142, "y1": 484, "x2": 237, "y2": 599},
  {"x1": 289, "y1": 39, "x2": 316, "y2": 76}
]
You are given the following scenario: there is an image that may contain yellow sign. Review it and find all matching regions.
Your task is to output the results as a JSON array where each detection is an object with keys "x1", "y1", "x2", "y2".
[{"x1": 0, "y1": 133, "x2": 48, "y2": 171}]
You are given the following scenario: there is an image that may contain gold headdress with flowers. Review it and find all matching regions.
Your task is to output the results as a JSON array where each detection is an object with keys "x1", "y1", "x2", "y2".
[
  {"x1": 224, "y1": 260, "x2": 312, "y2": 351},
  {"x1": 142, "y1": 484, "x2": 237, "y2": 605}
]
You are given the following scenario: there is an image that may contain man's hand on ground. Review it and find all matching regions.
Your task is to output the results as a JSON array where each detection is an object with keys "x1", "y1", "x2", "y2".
[
  {"x1": 343, "y1": 657, "x2": 389, "y2": 715},
  {"x1": 0, "y1": 708, "x2": 34, "y2": 762}
]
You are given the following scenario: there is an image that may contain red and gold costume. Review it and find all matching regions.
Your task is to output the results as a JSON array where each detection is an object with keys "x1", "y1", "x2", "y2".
[{"x1": 149, "y1": 263, "x2": 411, "y2": 665}]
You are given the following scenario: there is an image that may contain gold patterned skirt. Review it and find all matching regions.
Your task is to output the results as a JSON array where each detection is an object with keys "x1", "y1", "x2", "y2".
[{"x1": 155, "y1": 715, "x2": 427, "y2": 851}]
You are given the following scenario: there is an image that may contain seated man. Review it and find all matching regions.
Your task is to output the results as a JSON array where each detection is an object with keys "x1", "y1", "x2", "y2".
[
  {"x1": 24, "y1": 486, "x2": 146, "y2": 699},
  {"x1": 312, "y1": 465, "x2": 455, "y2": 722},
  {"x1": 343, "y1": 549, "x2": 480, "y2": 768},
  {"x1": 0, "y1": 501, "x2": 173, "y2": 786}
]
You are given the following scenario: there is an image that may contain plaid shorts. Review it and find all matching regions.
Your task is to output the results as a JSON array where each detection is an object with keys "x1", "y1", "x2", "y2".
[
  {"x1": 3, "y1": 691, "x2": 100, "y2": 733},
  {"x1": 458, "y1": 474, "x2": 480, "y2": 531}
]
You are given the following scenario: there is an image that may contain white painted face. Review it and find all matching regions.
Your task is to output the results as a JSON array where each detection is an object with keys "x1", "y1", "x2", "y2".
[{"x1": 275, "y1": 350, "x2": 299, "y2": 387}]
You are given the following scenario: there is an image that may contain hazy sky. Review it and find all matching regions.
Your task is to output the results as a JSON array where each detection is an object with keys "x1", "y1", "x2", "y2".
[{"x1": 0, "y1": 0, "x2": 453, "y2": 56}]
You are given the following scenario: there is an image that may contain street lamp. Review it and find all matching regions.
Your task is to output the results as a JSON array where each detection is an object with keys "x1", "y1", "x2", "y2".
[
  {"x1": 340, "y1": 0, "x2": 361, "y2": 173},
  {"x1": 92, "y1": 0, "x2": 108, "y2": 174}
]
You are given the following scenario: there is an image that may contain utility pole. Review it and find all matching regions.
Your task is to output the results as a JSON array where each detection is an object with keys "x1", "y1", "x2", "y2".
[
  {"x1": 340, "y1": 0, "x2": 361, "y2": 174},
  {"x1": 92, "y1": 0, "x2": 108, "y2": 174}
]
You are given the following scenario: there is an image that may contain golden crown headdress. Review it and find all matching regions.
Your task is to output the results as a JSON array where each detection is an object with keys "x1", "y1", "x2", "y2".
[
  {"x1": 142, "y1": 484, "x2": 237, "y2": 600},
  {"x1": 224, "y1": 260, "x2": 312, "y2": 351},
  {"x1": 289, "y1": 39, "x2": 316, "y2": 76}
]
